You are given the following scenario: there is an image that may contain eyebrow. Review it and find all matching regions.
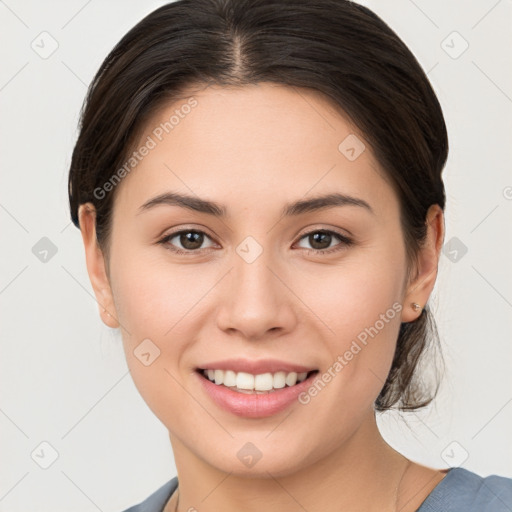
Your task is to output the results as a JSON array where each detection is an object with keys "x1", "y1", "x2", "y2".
[{"x1": 137, "y1": 191, "x2": 375, "y2": 217}]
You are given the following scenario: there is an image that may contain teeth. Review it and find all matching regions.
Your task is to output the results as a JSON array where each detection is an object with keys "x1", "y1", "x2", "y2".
[
  {"x1": 236, "y1": 372, "x2": 254, "y2": 390},
  {"x1": 285, "y1": 372, "x2": 298, "y2": 387},
  {"x1": 223, "y1": 370, "x2": 237, "y2": 387},
  {"x1": 202, "y1": 369, "x2": 311, "y2": 391},
  {"x1": 254, "y1": 373, "x2": 273, "y2": 391},
  {"x1": 273, "y1": 371, "x2": 286, "y2": 389}
]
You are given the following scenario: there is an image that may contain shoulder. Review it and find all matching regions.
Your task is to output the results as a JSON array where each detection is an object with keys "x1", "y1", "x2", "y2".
[
  {"x1": 417, "y1": 467, "x2": 512, "y2": 511},
  {"x1": 119, "y1": 477, "x2": 178, "y2": 512}
]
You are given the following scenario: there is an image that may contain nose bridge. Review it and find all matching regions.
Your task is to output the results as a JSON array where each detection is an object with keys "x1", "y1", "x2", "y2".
[
  {"x1": 232, "y1": 237, "x2": 280, "y2": 311},
  {"x1": 216, "y1": 236, "x2": 296, "y2": 338}
]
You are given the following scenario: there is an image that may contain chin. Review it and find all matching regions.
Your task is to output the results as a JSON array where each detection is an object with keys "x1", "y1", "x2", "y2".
[{"x1": 194, "y1": 434, "x2": 323, "y2": 480}]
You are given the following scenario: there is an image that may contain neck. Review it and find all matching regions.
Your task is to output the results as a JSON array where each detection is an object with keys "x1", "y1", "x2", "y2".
[{"x1": 168, "y1": 411, "x2": 410, "y2": 512}]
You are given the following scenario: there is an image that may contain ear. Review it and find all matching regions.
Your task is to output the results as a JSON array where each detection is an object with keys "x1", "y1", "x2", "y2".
[
  {"x1": 401, "y1": 204, "x2": 445, "y2": 323},
  {"x1": 78, "y1": 203, "x2": 120, "y2": 328}
]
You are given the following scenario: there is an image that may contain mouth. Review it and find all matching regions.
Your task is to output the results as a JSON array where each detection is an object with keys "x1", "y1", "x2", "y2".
[
  {"x1": 194, "y1": 358, "x2": 321, "y2": 417},
  {"x1": 196, "y1": 368, "x2": 319, "y2": 394}
]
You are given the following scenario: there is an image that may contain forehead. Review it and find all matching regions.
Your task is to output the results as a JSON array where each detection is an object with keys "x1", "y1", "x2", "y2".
[{"x1": 113, "y1": 83, "x2": 395, "y2": 217}]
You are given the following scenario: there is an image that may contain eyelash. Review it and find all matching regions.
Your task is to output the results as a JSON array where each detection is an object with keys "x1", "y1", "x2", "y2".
[{"x1": 157, "y1": 228, "x2": 354, "y2": 256}]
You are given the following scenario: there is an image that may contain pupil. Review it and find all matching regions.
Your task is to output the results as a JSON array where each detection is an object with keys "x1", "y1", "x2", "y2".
[
  {"x1": 181, "y1": 231, "x2": 203, "y2": 250},
  {"x1": 311, "y1": 232, "x2": 331, "y2": 249}
]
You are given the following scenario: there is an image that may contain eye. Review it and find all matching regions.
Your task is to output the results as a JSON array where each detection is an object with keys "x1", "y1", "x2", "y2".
[
  {"x1": 158, "y1": 229, "x2": 216, "y2": 255},
  {"x1": 157, "y1": 227, "x2": 354, "y2": 256},
  {"x1": 295, "y1": 229, "x2": 354, "y2": 255}
]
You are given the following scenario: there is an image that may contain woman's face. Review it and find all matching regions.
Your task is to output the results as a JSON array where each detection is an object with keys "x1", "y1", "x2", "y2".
[{"x1": 81, "y1": 83, "x2": 435, "y2": 477}]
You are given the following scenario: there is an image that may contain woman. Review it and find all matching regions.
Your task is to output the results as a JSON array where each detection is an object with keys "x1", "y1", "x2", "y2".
[{"x1": 67, "y1": 0, "x2": 512, "y2": 510}]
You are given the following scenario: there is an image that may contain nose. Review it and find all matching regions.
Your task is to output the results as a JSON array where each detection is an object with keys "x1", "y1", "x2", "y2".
[{"x1": 216, "y1": 247, "x2": 298, "y2": 341}]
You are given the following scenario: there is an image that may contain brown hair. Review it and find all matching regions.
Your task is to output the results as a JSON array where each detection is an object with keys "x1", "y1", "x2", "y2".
[{"x1": 68, "y1": 0, "x2": 448, "y2": 411}]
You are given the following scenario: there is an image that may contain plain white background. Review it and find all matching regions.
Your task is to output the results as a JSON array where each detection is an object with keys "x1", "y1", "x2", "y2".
[{"x1": 1, "y1": 1, "x2": 511, "y2": 511}]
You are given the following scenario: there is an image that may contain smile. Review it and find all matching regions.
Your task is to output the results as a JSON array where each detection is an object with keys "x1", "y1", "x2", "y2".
[
  {"x1": 195, "y1": 366, "x2": 320, "y2": 418},
  {"x1": 198, "y1": 368, "x2": 316, "y2": 394}
]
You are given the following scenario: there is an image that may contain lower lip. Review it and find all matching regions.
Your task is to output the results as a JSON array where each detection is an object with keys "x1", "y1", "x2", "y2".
[{"x1": 196, "y1": 370, "x2": 318, "y2": 418}]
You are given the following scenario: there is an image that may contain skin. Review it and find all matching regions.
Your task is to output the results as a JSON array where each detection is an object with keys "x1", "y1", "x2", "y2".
[{"x1": 78, "y1": 83, "x2": 446, "y2": 512}]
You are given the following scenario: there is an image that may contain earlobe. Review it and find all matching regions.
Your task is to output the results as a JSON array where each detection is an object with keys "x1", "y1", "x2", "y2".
[
  {"x1": 78, "y1": 203, "x2": 120, "y2": 329},
  {"x1": 401, "y1": 204, "x2": 445, "y2": 323}
]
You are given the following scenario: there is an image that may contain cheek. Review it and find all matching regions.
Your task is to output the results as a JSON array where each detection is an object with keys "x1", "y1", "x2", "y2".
[
  {"x1": 111, "y1": 252, "x2": 205, "y2": 340},
  {"x1": 110, "y1": 255, "x2": 201, "y2": 419},
  {"x1": 109, "y1": 253, "x2": 216, "y2": 407},
  {"x1": 295, "y1": 253, "x2": 404, "y2": 343},
  {"x1": 294, "y1": 251, "x2": 405, "y2": 404}
]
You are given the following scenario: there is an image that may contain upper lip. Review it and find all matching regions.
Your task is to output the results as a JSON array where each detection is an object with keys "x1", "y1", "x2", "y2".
[{"x1": 197, "y1": 358, "x2": 317, "y2": 375}]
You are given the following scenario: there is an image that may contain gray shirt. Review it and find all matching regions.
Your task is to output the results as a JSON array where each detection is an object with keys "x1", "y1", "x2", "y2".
[{"x1": 121, "y1": 467, "x2": 512, "y2": 511}]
